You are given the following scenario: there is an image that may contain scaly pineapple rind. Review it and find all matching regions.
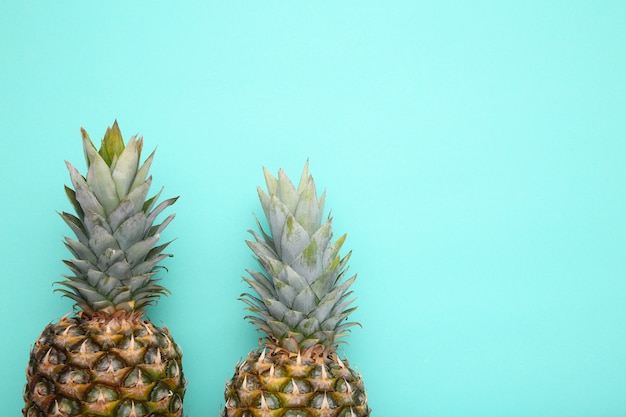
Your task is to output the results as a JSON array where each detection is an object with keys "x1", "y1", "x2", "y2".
[
  {"x1": 23, "y1": 313, "x2": 186, "y2": 417},
  {"x1": 222, "y1": 346, "x2": 370, "y2": 417}
]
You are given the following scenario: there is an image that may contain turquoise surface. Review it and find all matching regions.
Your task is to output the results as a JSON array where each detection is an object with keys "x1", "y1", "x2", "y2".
[{"x1": 2, "y1": 2, "x2": 625, "y2": 416}]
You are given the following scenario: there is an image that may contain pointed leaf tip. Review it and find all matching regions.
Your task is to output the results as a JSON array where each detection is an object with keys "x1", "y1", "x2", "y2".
[
  {"x1": 297, "y1": 160, "x2": 310, "y2": 191},
  {"x1": 80, "y1": 127, "x2": 89, "y2": 140},
  {"x1": 262, "y1": 166, "x2": 278, "y2": 195},
  {"x1": 99, "y1": 120, "x2": 125, "y2": 165},
  {"x1": 80, "y1": 128, "x2": 98, "y2": 168}
]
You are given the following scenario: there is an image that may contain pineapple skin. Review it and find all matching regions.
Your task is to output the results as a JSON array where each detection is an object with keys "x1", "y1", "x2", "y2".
[
  {"x1": 223, "y1": 346, "x2": 369, "y2": 417},
  {"x1": 24, "y1": 312, "x2": 185, "y2": 417}
]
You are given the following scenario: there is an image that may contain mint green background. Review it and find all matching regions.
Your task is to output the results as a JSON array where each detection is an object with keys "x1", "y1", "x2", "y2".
[{"x1": 2, "y1": 2, "x2": 626, "y2": 416}]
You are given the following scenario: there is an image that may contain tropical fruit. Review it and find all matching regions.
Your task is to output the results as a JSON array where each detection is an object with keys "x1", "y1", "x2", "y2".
[
  {"x1": 223, "y1": 163, "x2": 370, "y2": 417},
  {"x1": 23, "y1": 122, "x2": 185, "y2": 417}
]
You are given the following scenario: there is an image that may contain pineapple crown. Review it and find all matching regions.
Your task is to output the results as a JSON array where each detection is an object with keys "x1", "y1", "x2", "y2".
[
  {"x1": 57, "y1": 121, "x2": 177, "y2": 314},
  {"x1": 242, "y1": 162, "x2": 358, "y2": 353}
]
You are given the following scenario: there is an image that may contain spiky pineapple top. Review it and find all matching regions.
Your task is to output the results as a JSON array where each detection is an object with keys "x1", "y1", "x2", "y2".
[
  {"x1": 58, "y1": 121, "x2": 177, "y2": 314},
  {"x1": 243, "y1": 163, "x2": 358, "y2": 353}
]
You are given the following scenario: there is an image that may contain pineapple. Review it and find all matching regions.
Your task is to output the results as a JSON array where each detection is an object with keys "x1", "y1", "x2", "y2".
[
  {"x1": 23, "y1": 122, "x2": 185, "y2": 417},
  {"x1": 223, "y1": 163, "x2": 370, "y2": 417}
]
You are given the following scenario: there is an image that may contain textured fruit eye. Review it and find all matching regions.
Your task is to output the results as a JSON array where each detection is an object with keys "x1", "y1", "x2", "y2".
[
  {"x1": 166, "y1": 359, "x2": 180, "y2": 379},
  {"x1": 57, "y1": 368, "x2": 90, "y2": 384},
  {"x1": 143, "y1": 347, "x2": 162, "y2": 364},
  {"x1": 124, "y1": 367, "x2": 150, "y2": 388},
  {"x1": 117, "y1": 400, "x2": 148, "y2": 417},
  {"x1": 96, "y1": 353, "x2": 125, "y2": 372},
  {"x1": 150, "y1": 381, "x2": 173, "y2": 402},
  {"x1": 85, "y1": 384, "x2": 118, "y2": 403},
  {"x1": 169, "y1": 393, "x2": 184, "y2": 412},
  {"x1": 44, "y1": 347, "x2": 67, "y2": 365},
  {"x1": 50, "y1": 397, "x2": 82, "y2": 416},
  {"x1": 34, "y1": 380, "x2": 53, "y2": 396}
]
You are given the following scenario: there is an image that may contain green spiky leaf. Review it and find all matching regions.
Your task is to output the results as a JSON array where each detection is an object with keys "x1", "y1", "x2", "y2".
[
  {"x1": 97, "y1": 120, "x2": 125, "y2": 166},
  {"x1": 243, "y1": 163, "x2": 359, "y2": 352},
  {"x1": 57, "y1": 122, "x2": 177, "y2": 313}
]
